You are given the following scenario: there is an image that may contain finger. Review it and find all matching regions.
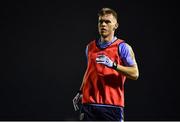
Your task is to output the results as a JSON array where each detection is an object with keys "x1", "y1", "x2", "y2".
[
  {"x1": 73, "y1": 97, "x2": 77, "y2": 102},
  {"x1": 76, "y1": 96, "x2": 81, "y2": 102},
  {"x1": 73, "y1": 97, "x2": 78, "y2": 105},
  {"x1": 97, "y1": 54, "x2": 105, "y2": 57},
  {"x1": 75, "y1": 93, "x2": 80, "y2": 98},
  {"x1": 96, "y1": 61, "x2": 104, "y2": 64},
  {"x1": 97, "y1": 56, "x2": 105, "y2": 60},
  {"x1": 73, "y1": 100, "x2": 77, "y2": 111},
  {"x1": 73, "y1": 99, "x2": 79, "y2": 111},
  {"x1": 96, "y1": 57, "x2": 100, "y2": 61},
  {"x1": 75, "y1": 104, "x2": 79, "y2": 111},
  {"x1": 96, "y1": 60, "x2": 104, "y2": 63},
  {"x1": 73, "y1": 93, "x2": 80, "y2": 101},
  {"x1": 73, "y1": 102, "x2": 79, "y2": 111},
  {"x1": 96, "y1": 59, "x2": 101, "y2": 62},
  {"x1": 96, "y1": 58, "x2": 104, "y2": 62}
]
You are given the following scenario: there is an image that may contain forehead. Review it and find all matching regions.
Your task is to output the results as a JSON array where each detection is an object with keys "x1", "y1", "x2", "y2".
[{"x1": 98, "y1": 14, "x2": 116, "y2": 21}]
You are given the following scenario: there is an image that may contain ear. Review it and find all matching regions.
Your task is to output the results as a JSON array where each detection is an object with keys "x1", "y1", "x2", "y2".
[
  {"x1": 115, "y1": 23, "x2": 119, "y2": 29},
  {"x1": 113, "y1": 23, "x2": 119, "y2": 31}
]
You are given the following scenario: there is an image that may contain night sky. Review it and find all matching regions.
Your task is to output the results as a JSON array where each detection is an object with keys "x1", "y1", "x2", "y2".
[{"x1": 1, "y1": 0, "x2": 179, "y2": 120}]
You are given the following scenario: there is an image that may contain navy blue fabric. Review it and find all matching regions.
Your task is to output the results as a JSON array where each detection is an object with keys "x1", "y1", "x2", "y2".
[{"x1": 79, "y1": 104, "x2": 124, "y2": 121}]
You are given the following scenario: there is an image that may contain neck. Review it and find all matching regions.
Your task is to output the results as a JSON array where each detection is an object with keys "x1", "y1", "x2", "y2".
[{"x1": 101, "y1": 34, "x2": 114, "y2": 42}]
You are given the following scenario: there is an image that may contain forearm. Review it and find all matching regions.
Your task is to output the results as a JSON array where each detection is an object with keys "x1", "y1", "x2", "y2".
[
  {"x1": 79, "y1": 71, "x2": 87, "y2": 91},
  {"x1": 79, "y1": 80, "x2": 84, "y2": 91},
  {"x1": 115, "y1": 64, "x2": 139, "y2": 80}
]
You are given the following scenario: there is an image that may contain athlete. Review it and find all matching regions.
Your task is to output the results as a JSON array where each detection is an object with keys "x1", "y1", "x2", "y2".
[{"x1": 73, "y1": 7, "x2": 139, "y2": 121}]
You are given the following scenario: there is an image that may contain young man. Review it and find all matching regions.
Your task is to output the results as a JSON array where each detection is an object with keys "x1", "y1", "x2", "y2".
[{"x1": 73, "y1": 7, "x2": 139, "y2": 121}]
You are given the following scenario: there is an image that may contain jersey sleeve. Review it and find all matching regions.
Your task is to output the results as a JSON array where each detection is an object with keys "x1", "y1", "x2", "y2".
[{"x1": 118, "y1": 42, "x2": 136, "y2": 66}]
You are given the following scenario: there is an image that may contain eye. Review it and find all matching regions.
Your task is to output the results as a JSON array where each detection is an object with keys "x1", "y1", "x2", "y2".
[
  {"x1": 104, "y1": 20, "x2": 111, "y2": 24},
  {"x1": 98, "y1": 20, "x2": 111, "y2": 24},
  {"x1": 99, "y1": 20, "x2": 104, "y2": 24}
]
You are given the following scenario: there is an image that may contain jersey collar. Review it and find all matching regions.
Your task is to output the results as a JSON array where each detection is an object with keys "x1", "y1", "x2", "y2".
[{"x1": 97, "y1": 36, "x2": 117, "y2": 49}]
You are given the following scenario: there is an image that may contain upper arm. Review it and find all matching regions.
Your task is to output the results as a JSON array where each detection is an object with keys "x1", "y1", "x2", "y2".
[
  {"x1": 85, "y1": 45, "x2": 88, "y2": 63},
  {"x1": 119, "y1": 43, "x2": 137, "y2": 67}
]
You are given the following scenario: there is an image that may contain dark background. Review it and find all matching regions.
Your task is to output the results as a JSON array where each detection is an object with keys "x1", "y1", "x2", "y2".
[{"x1": 1, "y1": 0, "x2": 179, "y2": 120}]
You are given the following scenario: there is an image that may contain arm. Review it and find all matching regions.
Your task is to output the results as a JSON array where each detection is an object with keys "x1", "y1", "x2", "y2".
[
  {"x1": 96, "y1": 43, "x2": 139, "y2": 80},
  {"x1": 72, "y1": 46, "x2": 88, "y2": 111},
  {"x1": 116, "y1": 43, "x2": 139, "y2": 80},
  {"x1": 115, "y1": 63, "x2": 139, "y2": 80},
  {"x1": 79, "y1": 71, "x2": 86, "y2": 91},
  {"x1": 73, "y1": 76, "x2": 84, "y2": 111},
  {"x1": 79, "y1": 45, "x2": 88, "y2": 91}
]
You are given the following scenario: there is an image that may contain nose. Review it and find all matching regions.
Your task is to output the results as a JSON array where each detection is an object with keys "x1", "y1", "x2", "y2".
[
  {"x1": 101, "y1": 21, "x2": 106, "y2": 25},
  {"x1": 101, "y1": 21, "x2": 106, "y2": 27}
]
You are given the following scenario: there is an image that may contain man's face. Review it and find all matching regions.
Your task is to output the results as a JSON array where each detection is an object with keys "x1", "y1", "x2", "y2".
[{"x1": 98, "y1": 14, "x2": 118, "y2": 38}]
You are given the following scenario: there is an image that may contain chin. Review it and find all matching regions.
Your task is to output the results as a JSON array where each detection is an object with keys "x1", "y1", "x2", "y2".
[
  {"x1": 101, "y1": 34, "x2": 108, "y2": 38},
  {"x1": 100, "y1": 33, "x2": 108, "y2": 37}
]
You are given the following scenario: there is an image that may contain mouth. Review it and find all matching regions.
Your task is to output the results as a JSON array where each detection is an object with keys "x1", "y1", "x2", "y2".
[{"x1": 100, "y1": 28, "x2": 107, "y2": 32}]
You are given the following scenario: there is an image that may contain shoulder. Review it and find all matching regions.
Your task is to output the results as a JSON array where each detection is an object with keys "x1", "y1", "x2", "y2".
[
  {"x1": 86, "y1": 39, "x2": 97, "y2": 50},
  {"x1": 124, "y1": 43, "x2": 134, "y2": 55},
  {"x1": 119, "y1": 42, "x2": 133, "y2": 51},
  {"x1": 125, "y1": 43, "x2": 132, "y2": 49},
  {"x1": 87, "y1": 39, "x2": 96, "y2": 46},
  {"x1": 116, "y1": 38, "x2": 125, "y2": 44},
  {"x1": 118, "y1": 42, "x2": 136, "y2": 59}
]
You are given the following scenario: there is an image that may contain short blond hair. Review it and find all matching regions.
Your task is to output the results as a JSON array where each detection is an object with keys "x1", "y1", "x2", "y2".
[{"x1": 98, "y1": 8, "x2": 118, "y2": 21}]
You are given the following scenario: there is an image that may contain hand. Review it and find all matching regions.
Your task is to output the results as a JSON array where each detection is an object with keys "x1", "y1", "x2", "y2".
[
  {"x1": 72, "y1": 91, "x2": 82, "y2": 111},
  {"x1": 96, "y1": 55, "x2": 113, "y2": 68}
]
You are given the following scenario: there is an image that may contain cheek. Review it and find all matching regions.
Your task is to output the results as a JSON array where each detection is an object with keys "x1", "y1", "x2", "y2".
[
  {"x1": 98, "y1": 24, "x2": 100, "y2": 28},
  {"x1": 108, "y1": 25, "x2": 114, "y2": 30},
  {"x1": 98, "y1": 26, "x2": 101, "y2": 32},
  {"x1": 112, "y1": 24, "x2": 117, "y2": 30}
]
